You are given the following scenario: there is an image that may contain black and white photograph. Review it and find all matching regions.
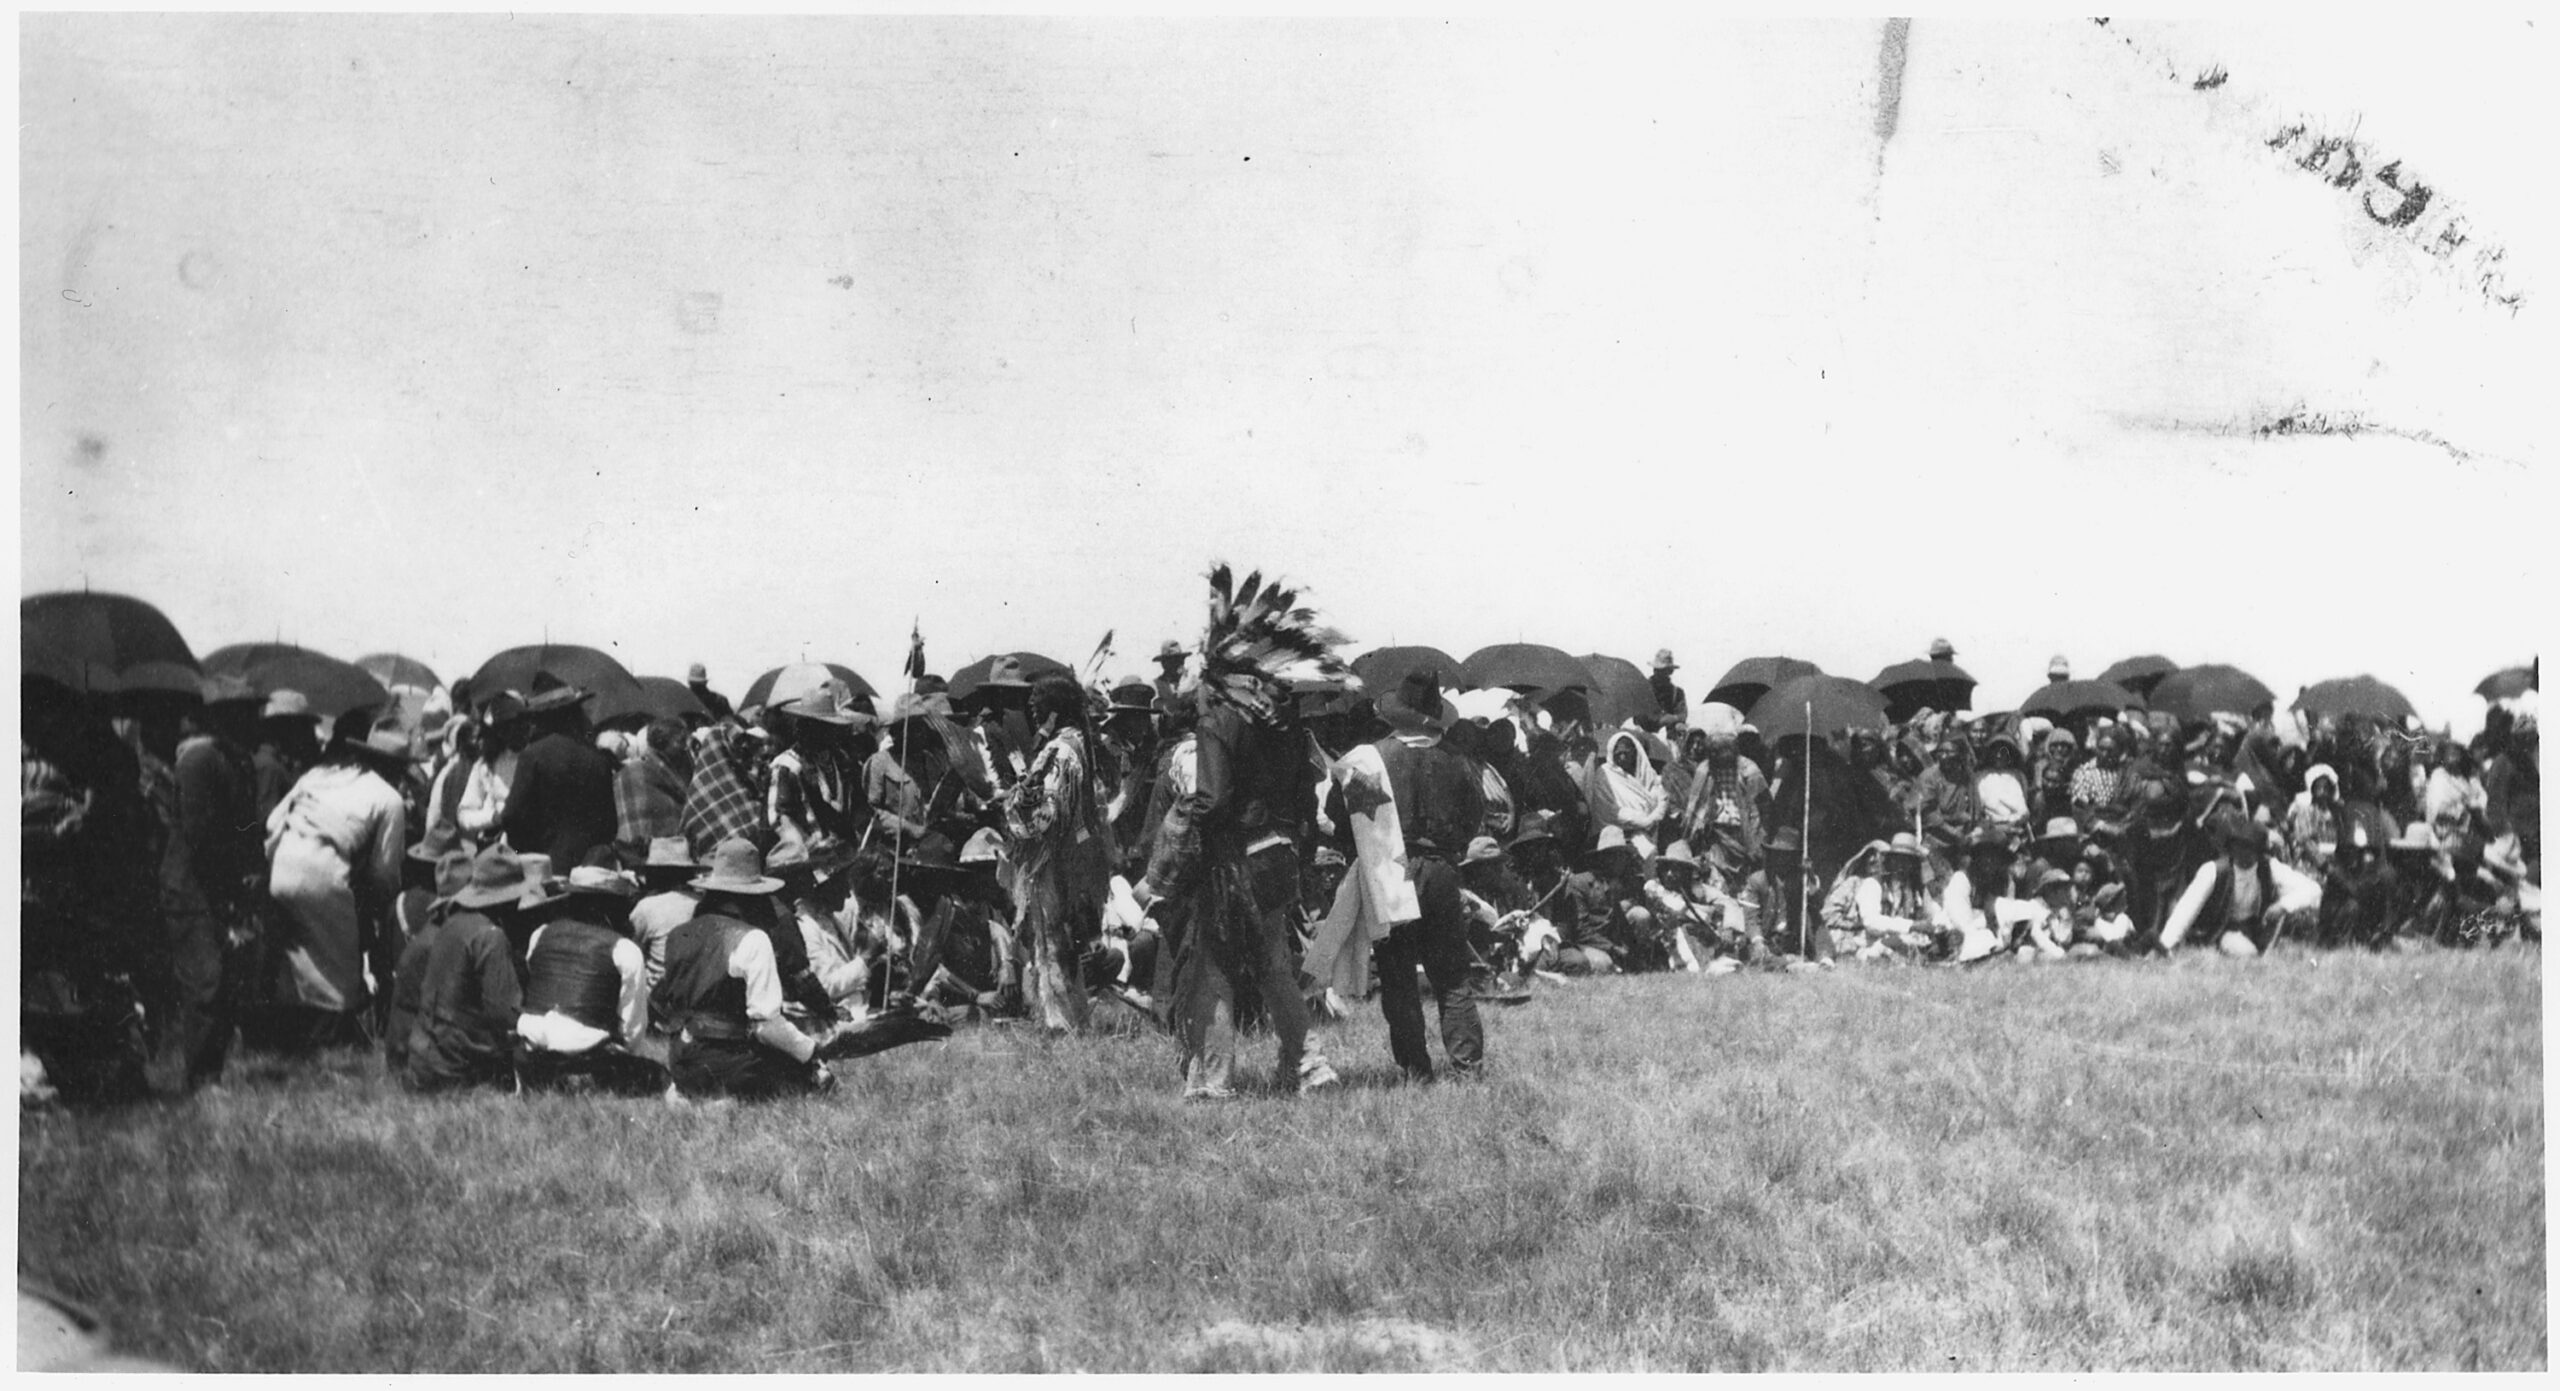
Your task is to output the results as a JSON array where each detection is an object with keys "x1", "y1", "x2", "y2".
[{"x1": 15, "y1": 11, "x2": 2546, "y2": 1372}]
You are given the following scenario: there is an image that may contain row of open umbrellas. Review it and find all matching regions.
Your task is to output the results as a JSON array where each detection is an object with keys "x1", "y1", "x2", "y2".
[{"x1": 22, "y1": 591, "x2": 2537, "y2": 740}]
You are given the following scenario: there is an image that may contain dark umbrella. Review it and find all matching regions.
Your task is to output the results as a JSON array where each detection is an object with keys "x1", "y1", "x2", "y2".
[
  {"x1": 947, "y1": 651, "x2": 1071, "y2": 702},
  {"x1": 1350, "y1": 646, "x2": 1464, "y2": 700},
  {"x1": 467, "y1": 644, "x2": 649, "y2": 722},
  {"x1": 2294, "y1": 675, "x2": 2417, "y2": 725},
  {"x1": 2018, "y1": 679, "x2": 2146, "y2": 721},
  {"x1": 2095, "y1": 655, "x2": 2180, "y2": 699},
  {"x1": 1461, "y1": 644, "x2": 1595, "y2": 696},
  {"x1": 202, "y1": 643, "x2": 393, "y2": 719},
  {"x1": 1577, "y1": 654, "x2": 1662, "y2": 728},
  {"x1": 1871, "y1": 658, "x2": 1976, "y2": 723},
  {"x1": 632, "y1": 676, "x2": 711, "y2": 723},
  {"x1": 2475, "y1": 664, "x2": 2537, "y2": 702},
  {"x1": 354, "y1": 653, "x2": 441, "y2": 692},
  {"x1": 21, "y1": 591, "x2": 202, "y2": 696},
  {"x1": 2146, "y1": 664, "x2": 2276, "y2": 723},
  {"x1": 1748, "y1": 674, "x2": 1891, "y2": 741},
  {"x1": 1703, "y1": 656, "x2": 1822, "y2": 713},
  {"x1": 740, "y1": 662, "x2": 879, "y2": 710}
]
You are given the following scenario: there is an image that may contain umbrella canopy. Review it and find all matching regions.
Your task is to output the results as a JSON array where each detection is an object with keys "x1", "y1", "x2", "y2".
[
  {"x1": 467, "y1": 644, "x2": 649, "y2": 722},
  {"x1": 741, "y1": 662, "x2": 878, "y2": 711},
  {"x1": 1461, "y1": 644, "x2": 1595, "y2": 696},
  {"x1": 354, "y1": 653, "x2": 441, "y2": 693},
  {"x1": 947, "y1": 651, "x2": 1072, "y2": 703},
  {"x1": 1871, "y1": 658, "x2": 1976, "y2": 722},
  {"x1": 2146, "y1": 664, "x2": 2276, "y2": 723},
  {"x1": 1747, "y1": 674, "x2": 1891, "y2": 741},
  {"x1": 630, "y1": 676, "x2": 711, "y2": 723},
  {"x1": 2018, "y1": 679, "x2": 2146, "y2": 721},
  {"x1": 2095, "y1": 655, "x2": 2180, "y2": 698},
  {"x1": 2294, "y1": 675, "x2": 2418, "y2": 725},
  {"x1": 21, "y1": 591, "x2": 202, "y2": 696},
  {"x1": 2475, "y1": 664, "x2": 2537, "y2": 702},
  {"x1": 202, "y1": 643, "x2": 393, "y2": 719},
  {"x1": 1578, "y1": 654, "x2": 1662, "y2": 729},
  {"x1": 1350, "y1": 646, "x2": 1464, "y2": 701},
  {"x1": 1703, "y1": 656, "x2": 1822, "y2": 713}
]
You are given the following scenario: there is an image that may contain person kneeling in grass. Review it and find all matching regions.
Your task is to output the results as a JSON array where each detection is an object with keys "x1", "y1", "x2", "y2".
[{"x1": 514, "y1": 862, "x2": 664, "y2": 1096}]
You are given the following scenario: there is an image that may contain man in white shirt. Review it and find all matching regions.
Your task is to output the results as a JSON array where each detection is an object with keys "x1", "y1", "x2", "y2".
[
  {"x1": 649, "y1": 838, "x2": 836, "y2": 1098},
  {"x1": 515, "y1": 865, "x2": 661, "y2": 1093},
  {"x1": 2160, "y1": 821, "x2": 2321, "y2": 956}
]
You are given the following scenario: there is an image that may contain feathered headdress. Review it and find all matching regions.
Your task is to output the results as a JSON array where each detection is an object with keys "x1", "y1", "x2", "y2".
[{"x1": 1199, "y1": 563, "x2": 1348, "y2": 720}]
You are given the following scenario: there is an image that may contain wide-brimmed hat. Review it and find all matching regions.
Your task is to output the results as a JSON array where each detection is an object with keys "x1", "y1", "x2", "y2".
[
  {"x1": 1508, "y1": 811, "x2": 1559, "y2": 850},
  {"x1": 567, "y1": 864, "x2": 640, "y2": 900},
  {"x1": 1653, "y1": 648, "x2": 1678, "y2": 672},
  {"x1": 2220, "y1": 821, "x2": 2270, "y2": 852},
  {"x1": 1929, "y1": 637, "x2": 1957, "y2": 661},
  {"x1": 1377, "y1": 671, "x2": 1457, "y2": 733},
  {"x1": 691, "y1": 837, "x2": 785, "y2": 895},
  {"x1": 1963, "y1": 826, "x2": 2011, "y2": 854},
  {"x1": 1764, "y1": 825, "x2": 1803, "y2": 856},
  {"x1": 1583, "y1": 825, "x2": 1638, "y2": 868},
  {"x1": 2047, "y1": 655, "x2": 2071, "y2": 680},
  {"x1": 1462, "y1": 835, "x2": 1505, "y2": 866},
  {"x1": 774, "y1": 836, "x2": 861, "y2": 886},
  {"x1": 522, "y1": 672, "x2": 591, "y2": 716},
  {"x1": 517, "y1": 871, "x2": 571, "y2": 911},
  {"x1": 2033, "y1": 816, "x2": 2082, "y2": 848},
  {"x1": 261, "y1": 689, "x2": 315, "y2": 721},
  {"x1": 641, "y1": 836, "x2": 697, "y2": 873},
  {"x1": 1655, "y1": 839, "x2": 1700, "y2": 870},
  {"x1": 781, "y1": 685, "x2": 871, "y2": 729},
  {"x1": 1883, "y1": 831, "x2": 1924, "y2": 860},
  {"x1": 687, "y1": 662, "x2": 710, "y2": 683},
  {"x1": 2035, "y1": 867, "x2": 2072, "y2": 893},
  {"x1": 451, "y1": 845, "x2": 531, "y2": 910},
  {"x1": 1153, "y1": 640, "x2": 1188, "y2": 667},
  {"x1": 1107, "y1": 680, "x2": 1157, "y2": 714}
]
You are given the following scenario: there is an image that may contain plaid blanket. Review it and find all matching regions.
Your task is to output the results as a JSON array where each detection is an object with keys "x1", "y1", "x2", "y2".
[
  {"x1": 615, "y1": 750, "x2": 687, "y2": 853},
  {"x1": 682, "y1": 730, "x2": 768, "y2": 857}
]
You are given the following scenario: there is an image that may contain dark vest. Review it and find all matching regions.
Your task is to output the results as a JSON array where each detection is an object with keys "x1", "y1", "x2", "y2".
[
  {"x1": 652, "y1": 914, "x2": 756, "y2": 1039},
  {"x1": 524, "y1": 917, "x2": 625, "y2": 1033},
  {"x1": 1371, "y1": 736, "x2": 1486, "y2": 858},
  {"x1": 2197, "y1": 855, "x2": 2280, "y2": 933}
]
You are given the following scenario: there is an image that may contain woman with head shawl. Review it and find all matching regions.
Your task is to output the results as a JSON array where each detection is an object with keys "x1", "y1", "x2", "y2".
[{"x1": 1586, "y1": 729, "x2": 1668, "y2": 858}]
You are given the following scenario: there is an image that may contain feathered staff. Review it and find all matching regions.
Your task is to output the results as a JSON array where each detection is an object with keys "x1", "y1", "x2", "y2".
[{"x1": 1198, "y1": 562, "x2": 1350, "y2": 720}]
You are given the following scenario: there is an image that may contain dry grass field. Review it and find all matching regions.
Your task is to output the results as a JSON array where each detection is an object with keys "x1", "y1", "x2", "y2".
[{"x1": 17, "y1": 943, "x2": 2544, "y2": 1372}]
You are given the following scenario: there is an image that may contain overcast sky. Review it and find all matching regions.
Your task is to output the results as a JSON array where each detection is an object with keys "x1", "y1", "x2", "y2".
[{"x1": 20, "y1": 16, "x2": 2549, "y2": 730}]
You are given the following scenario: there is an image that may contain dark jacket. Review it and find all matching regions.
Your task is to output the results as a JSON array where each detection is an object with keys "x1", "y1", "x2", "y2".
[
  {"x1": 405, "y1": 911, "x2": 521, "y2": 1088},
  {"x1": 1367, "y1": 734, "x2": 1487, "y2": 860},
  {"x1": 500, "y1": 732, "x2": 620, "y2": 870}
]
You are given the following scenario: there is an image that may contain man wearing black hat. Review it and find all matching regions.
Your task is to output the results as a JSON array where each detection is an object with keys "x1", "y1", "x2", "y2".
[
  {"x1": 498, "y1": 675, "x2": 620, "y2": 871},
  {"x1": 1331, "y1": 670, "x2": 1487, "y2": 1080}
]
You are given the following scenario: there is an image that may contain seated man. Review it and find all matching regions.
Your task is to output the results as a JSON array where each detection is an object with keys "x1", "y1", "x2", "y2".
[
  {"x1": 779, "y1": 842, "x2": 869, "y2": 1014},
  {"x1": 404, "y1": 845, "x2": 528, "y2": 1092},
  {"x1": 651, "y1": 838, "x2": 836, "y2": 1099},
  {"x1": 1641, "y1": 841, "x2": 1733, "y2": 973},
  {"x1": 1539, "y1": 827, "x2": 1641, "y2": 975},
  {"x1": 2160, "y1": 820, "x2": 2322, "y2": 956},
  {"x1": 1822, "y1": 832, "x2": 1938, "y2": 962},
  {"x1": 515, "y1": 864, "x2": 662, "y2": 1094},
  {"x1": 1938, "y1": 828, "x2": 2040, "y2": 963},
  {"x1": 628, "y1": 836, "x2": 703, "y2": 990},
  {"x1": 2017, "y1": 868, "x2": 2077, "y2": 961},
  {"x1": 2067, "y1": 850, "x2": 2140, "y2": 957},
  {"x1": 385, "y1": 849, "x2": 474, "y2": 1074}
]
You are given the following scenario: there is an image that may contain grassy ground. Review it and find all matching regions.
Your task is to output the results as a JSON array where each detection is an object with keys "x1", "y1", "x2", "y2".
[{"x1": 16, "y1": 943, "x2": 2544, "y2": 1372}]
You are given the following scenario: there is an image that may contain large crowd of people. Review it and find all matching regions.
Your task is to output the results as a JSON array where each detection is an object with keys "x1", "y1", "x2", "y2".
[{"x1": 20, "y1": 575, "x2": 2540, "y2": 1108}]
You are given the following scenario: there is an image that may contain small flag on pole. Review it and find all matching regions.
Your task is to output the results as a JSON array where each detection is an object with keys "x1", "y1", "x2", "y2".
[
  {"x1": 904, "y1": 619, "x2": 927, "y2": 689},
  {"x1": 1086, "y1": 628, "x2": 1115, "y2": 681}
]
